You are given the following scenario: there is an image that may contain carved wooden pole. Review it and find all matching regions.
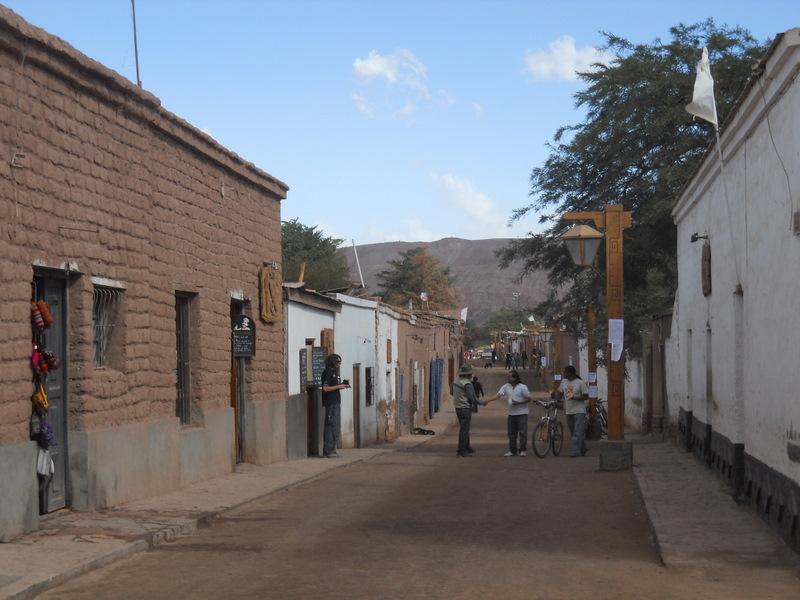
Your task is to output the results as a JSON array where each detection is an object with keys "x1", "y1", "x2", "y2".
[{"x1": 563, "y1": 204, "x2": 632, "y2": 441}]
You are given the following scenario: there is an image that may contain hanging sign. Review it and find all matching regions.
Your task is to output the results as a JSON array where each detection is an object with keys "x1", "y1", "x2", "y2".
[{"x1": 232, "y1": 315, "x2": 256, "y2": 357}]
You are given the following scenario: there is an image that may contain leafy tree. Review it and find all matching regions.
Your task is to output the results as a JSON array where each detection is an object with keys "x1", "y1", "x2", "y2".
[
  {"x1": 498, "y1": 21, "x2": 766, "y2": 354},
  {"x1": 376, "y1": 247, "x2": 462, "y2": 310},
  {"x1": 281, "y1": 219, "x2": 351, "y2": 291}
]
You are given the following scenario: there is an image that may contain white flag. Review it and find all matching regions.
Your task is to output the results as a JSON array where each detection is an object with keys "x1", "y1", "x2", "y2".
[
  {"x1": 460, "y1": 307, "x2": 468, "y2": 322},
  {"x1": 685, "y1": 47, "x2": 718, "y2": 128},
  {"x1": 420, "y1": 292, "x2": 428, "y2": 302}
]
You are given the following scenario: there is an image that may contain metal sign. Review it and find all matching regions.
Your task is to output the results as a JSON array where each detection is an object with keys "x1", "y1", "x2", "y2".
[{"x1": 232, "y1": 315, "x2": 256, "y2": 357}]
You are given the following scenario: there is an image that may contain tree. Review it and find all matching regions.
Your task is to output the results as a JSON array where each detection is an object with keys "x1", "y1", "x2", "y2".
[
  {"x1": 281, "y1": 219, "x2": 351, "y2": 291},
  {"x1": 498, "y1": 21, "x2": 766, "y2": 354},
  {"x1": 376, "y1": 247, "x2": 462, "y2": 310}
]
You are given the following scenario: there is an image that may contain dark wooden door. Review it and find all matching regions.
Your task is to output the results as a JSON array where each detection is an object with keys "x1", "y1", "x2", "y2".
[
  {"x1": 35, "y1": 276, "x2": 68, "y2": 512},
  {"x1": 230, "y1": 301, "x2": 246, "y2": 463},
  {"x1": 352, "y1": 365, "x2": 361, "y2": 448}
]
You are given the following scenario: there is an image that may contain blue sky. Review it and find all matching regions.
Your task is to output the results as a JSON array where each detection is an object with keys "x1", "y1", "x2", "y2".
[{"x1": 4, "y1": 1, "x2": 796, "y2": 243}]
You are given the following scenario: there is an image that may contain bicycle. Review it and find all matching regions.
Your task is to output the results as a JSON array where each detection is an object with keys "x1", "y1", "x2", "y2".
[
  {"x1": 532, "y1": 399, "x2": 564, "y2": 458},
  {"x1": 586, "y1": 398, "x2": 608, "y2": 438}
]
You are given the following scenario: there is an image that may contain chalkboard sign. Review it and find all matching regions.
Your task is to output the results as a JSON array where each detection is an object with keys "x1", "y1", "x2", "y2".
[
  {"x1": 232, "y1": 315, "x2": 256, "y2": 357},
  {"x1": 299, "y1": 347, "x2": 326, "y2": 388}
]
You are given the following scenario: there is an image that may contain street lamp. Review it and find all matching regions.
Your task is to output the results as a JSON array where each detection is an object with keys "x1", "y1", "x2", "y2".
[
  {"x1": 562, "y1": 224, "x2": 603, "y2": 267},
  {"x1": 539, "y1": 325, "x2": 553, "y2": 383},
  {"x1": 512, "y1": 291, "x2": 521, "y2": 310},
  {"x1": 561, "y1": 204, "x2": 632, "y2": 470}
]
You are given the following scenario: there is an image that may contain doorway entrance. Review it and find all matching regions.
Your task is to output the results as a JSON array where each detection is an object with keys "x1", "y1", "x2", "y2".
[
  {"x1": 230, "y1": 300, "x2": 247, "y2": 464},
  {"x1": 352, "y1": 364, "x2": 361, "y2": 448},
  {"x1": 33, "y1": 273, "x2": 69, "y2": 512}
]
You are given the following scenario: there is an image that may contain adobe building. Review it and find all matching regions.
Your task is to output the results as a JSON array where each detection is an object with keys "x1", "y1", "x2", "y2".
[{"x1": 0, "y1": 8, "x2": 287, "y2": 540}]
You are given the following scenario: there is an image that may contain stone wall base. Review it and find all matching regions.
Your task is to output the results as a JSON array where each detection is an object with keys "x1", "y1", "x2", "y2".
[{"x1": 0, "y1": 441, "x2": 39, "y2": 541}]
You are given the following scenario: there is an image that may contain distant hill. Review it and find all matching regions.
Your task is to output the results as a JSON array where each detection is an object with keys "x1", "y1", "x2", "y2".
[{"x1": 340, "y1": 238, "x2": 550, "y2": 323}]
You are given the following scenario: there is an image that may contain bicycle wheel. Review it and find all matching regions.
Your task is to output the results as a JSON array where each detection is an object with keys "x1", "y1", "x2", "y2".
[
  {"x1": 551, "y1": 421, "x2": 564, "y2": 456},
  {"x1": 532, "y1": 422, "x2": 551, "y2": 458}
]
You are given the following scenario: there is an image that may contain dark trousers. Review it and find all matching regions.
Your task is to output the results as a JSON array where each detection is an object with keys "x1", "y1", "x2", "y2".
[
  {"x1": 456, "y1": 408, "x2": 472, "y2": 455},
  {"x1": 508, "y1": 414, "x2": 528, "y2": 453},
  {"x1": 323, "y1": 402, "x2": 341, "y2": 456}
]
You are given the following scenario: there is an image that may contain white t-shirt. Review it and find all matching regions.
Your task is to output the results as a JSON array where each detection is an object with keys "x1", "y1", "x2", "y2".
[
  {"x1": 498, "y1": 383, "x2": 531, "y2": 416},
  {"x1": 560, "y1": 378, "x2": 589, "y2": 414}
]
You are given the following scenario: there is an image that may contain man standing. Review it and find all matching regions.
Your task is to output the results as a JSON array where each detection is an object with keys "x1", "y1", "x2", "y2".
[
  {"x1": 452, "y1": 364, "x2": 486, "y2": 457},
  {"x1": 485, "y1": 370, "x2": 532, "y2": 456},
  {"x1": 554, "y1": 365, "x2": 590, "y2": 457},
  {"x1": 321, "y1": 354, "x2": 350, "y2": 458}
]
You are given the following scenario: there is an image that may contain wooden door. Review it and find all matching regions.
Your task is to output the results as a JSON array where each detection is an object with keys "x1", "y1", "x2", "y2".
[
  {"x1": 35, "y1": 276, "x2": 68, "y2": 512},
  {"x1": 352, "y1": 365, "x2": 361, "y2": 448}
]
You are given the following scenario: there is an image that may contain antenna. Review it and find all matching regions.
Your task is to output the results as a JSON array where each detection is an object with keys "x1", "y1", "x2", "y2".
[
  {"x1": 131, "y1": 0, "x2": 142, "y2": 87},
  {"x1": 352, "y1": 240, "x2": 365, "y2": 288}
]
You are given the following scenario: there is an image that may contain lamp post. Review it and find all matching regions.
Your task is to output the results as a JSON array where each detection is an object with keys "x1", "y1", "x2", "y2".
[
  {"x1": 539, "y1": 325, "x2": 553, "y2": 385},
  {"x1": 562, "y1": 204, "x2": 632, "y2": 468}
]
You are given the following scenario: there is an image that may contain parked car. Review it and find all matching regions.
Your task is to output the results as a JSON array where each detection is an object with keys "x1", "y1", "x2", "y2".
[{"x1": 480, "y1": 350, "x2": 493, "y2": 359}]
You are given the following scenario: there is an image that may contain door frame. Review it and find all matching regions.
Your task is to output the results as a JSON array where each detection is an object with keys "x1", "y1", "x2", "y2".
[
  {"x1": 352, "y1": 364, "x2": 361, "y2": 448},
  {"x1": 33, "y1": 268, "x2": 73, "y2": 512}
]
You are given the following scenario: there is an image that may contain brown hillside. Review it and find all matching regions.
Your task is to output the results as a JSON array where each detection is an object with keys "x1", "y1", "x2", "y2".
[{"x1": 340, "y1": 238, "x2": 550, "y2": 323}]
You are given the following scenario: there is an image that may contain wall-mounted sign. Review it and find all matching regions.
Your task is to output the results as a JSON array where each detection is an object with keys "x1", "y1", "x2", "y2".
[
  {"x1": 232, "y1": 315, "x2": 256, "y2": 357},
  {"x1": 299, "y1": 346, "x2": 326, "y2": 388}
]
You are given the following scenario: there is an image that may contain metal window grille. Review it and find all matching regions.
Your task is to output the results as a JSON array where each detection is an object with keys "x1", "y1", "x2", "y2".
[
  {"x1": 93, "y1": 286, "x2": 122, "y2": 367},
  {"x1": 365, "y1": 367, "x2": 374, "y2": 406},
  {"x1": 175, "y1": 293, "x2": 193, "y2": 424}
]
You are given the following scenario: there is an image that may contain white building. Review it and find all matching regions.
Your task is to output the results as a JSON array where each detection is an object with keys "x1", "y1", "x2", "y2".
[
  {"x1": 333, "y1": 294, "x2": 379, "y2": 448},
  {"x1": 375, "y1": 304, "x2": 401, "y2": 442},
  {"x1": 283, "y1": 283, "x2": 340, "y2": 458},
  {"x1": 667, "y1": 30, "x2": 800, "y2": 550}
]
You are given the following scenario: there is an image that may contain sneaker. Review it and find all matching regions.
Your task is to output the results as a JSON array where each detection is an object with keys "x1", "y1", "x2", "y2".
[
  {"x1": 466, "y1": 448, "x2": 476, "y2": 454},
  {"x1": 519, "y1": 451, "x2": 527, "y2": 457},
  {"x1": 457, "y1": 452, "x2": 472, "y2": 457},
  {"x1": 503, "y1": 451, "x2": 515, "y2": 457}
]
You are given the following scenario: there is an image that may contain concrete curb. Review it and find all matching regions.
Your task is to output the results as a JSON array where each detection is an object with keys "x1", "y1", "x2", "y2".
[
  {"x1": 632, "y1": 465, "x2": 666, "y2": 568},
  {"x1": 3, "y1": 540, "x2": 148, "y2": 600},
  {"x1": 0, "y1": 420, "x2": 453, "y2": 600}
]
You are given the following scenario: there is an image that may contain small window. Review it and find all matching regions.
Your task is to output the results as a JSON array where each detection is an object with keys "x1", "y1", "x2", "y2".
[
  {"x1": 386, "y1": 339, "x2": 392, "y2": 364},
  {"x1": 175, "y1": 292, "x2": 197, "y2": 425},
  {"x1": 365, "y1": 367, "x2": 374, "y2": 406},
  {"x1": 93, "y1": 286, "x2": 124, "y2": 368}
]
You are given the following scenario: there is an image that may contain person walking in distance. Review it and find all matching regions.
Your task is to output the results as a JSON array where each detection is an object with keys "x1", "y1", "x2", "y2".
[
  {"x1": 553, "y1": 365, "x2": 589, "y2": 457},
  {"x1": 452, "y1": 364, "x2": 487, "y2": 457},
  {"x1": 321, "y1": 354, "x2": 350, "y2": 458},
  {"x1": 485, "y1": 370, "x2": 532, "y2": 456}
]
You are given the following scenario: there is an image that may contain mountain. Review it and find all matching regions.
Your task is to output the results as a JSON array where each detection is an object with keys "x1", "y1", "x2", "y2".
[{"x1": 340, "y1": 238, "x2": 550, "y2": 323}]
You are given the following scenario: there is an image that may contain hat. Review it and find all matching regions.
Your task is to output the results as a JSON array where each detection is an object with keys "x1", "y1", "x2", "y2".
[{"x1": 458, "y1": 364, "x2": 473, "y2": 376}]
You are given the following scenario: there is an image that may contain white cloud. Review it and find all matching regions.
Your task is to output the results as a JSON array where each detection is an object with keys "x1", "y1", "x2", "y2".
[
  {"x1": 523, "y1": 35, "x2": 613, "y2": 81},
  {"x1": 351, "y1": 93, "x2": 376, "y2": 118},
  {"x1": 431, "y1": 174, "x2": 498, "y2": 222},
  {"x1": 437, "y1": 89, "x2": 456, "y2": 107},
  {"x1": 365, "y1": 218, "x2": 443, "y2": 243},
  {"x1": 394, "y1": 101, "x2": 416, "y2": 119},
  {"x1": 471, "y1": 101, "x2": 484, "y2": 116},
  {"x1": 353, "y1": 49, "x2": 430, "y2": 98}
]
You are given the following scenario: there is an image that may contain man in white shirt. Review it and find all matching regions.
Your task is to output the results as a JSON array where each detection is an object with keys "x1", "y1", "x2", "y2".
[
  {"x1": 553, "y1": 365, "x2": 590, "y2": 457},
  {"x1": 485, "y1": 370, "x2": 532, "y2": 456}
]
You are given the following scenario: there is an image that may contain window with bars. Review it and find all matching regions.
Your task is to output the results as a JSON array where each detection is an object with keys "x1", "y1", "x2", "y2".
[
  {"x1": 92, "y1": 286, "x2": 124, "y2": 368},
  {"x1": 175, "y1": 292, "x2": 197, "y2": 425},
  {"x1": 365, "y1": 367, "x2": 374, "y2": 406}
]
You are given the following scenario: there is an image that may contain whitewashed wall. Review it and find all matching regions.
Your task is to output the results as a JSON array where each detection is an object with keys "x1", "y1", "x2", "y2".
[
  {"x1": 577, "y1": 339, "x2": 645, "y2": 431},
  {"x1": 334, "y1": 295, "x2": 378, "y2": 447},
  {"x1": 376, "y1": 307, "x2": 400, "y2": 439},
  {"x1": 286, "y1": 303, "x2": 335, "y2": 396},
  {"x1": 668, "y1": 33, "x2": 800, "y2": 483}
]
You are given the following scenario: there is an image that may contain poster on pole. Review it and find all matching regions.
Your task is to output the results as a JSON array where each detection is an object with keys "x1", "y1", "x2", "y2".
[{"x1": 608, "y1": 319, "x2": 624, "y2": 362}]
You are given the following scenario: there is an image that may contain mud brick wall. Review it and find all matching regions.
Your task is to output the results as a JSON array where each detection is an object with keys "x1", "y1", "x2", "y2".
[{"x1": 0, "y1": 7, "x2": 287, "y2": 444}]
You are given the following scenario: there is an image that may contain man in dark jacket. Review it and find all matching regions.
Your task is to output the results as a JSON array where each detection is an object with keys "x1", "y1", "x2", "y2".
[
  {"x1": 452, "y1": 364, "x2": 486, "y2": 457},
  {"x1": 321, "y1": 354, "x2": 350, "y2": 457}
]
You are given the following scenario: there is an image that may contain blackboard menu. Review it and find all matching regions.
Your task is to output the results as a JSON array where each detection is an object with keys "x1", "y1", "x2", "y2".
[
  {"x1": 232, "y1": 315, "x2": 256, "y2": 357},
  {"x1": 299, "y1": 347, "x2": 326, "y2": 388}
]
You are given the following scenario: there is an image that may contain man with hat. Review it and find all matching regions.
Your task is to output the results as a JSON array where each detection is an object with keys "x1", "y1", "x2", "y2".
[{"x1": 452, "y1": 363, "x2": 486, "y2": 457}]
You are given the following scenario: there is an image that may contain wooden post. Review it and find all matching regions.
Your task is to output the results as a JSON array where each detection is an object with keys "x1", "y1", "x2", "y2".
[{"x1": 564, "y1": 204, "x2": 632, "y2": 441}]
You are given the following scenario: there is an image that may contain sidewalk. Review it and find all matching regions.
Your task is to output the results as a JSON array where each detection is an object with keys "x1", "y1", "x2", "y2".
[
  {"x1": 0, "y1": 416, "x2": 453, "y2": 600},
  {"x1": 632, "y1": 437, "x2": 800, "y2": 575}
]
